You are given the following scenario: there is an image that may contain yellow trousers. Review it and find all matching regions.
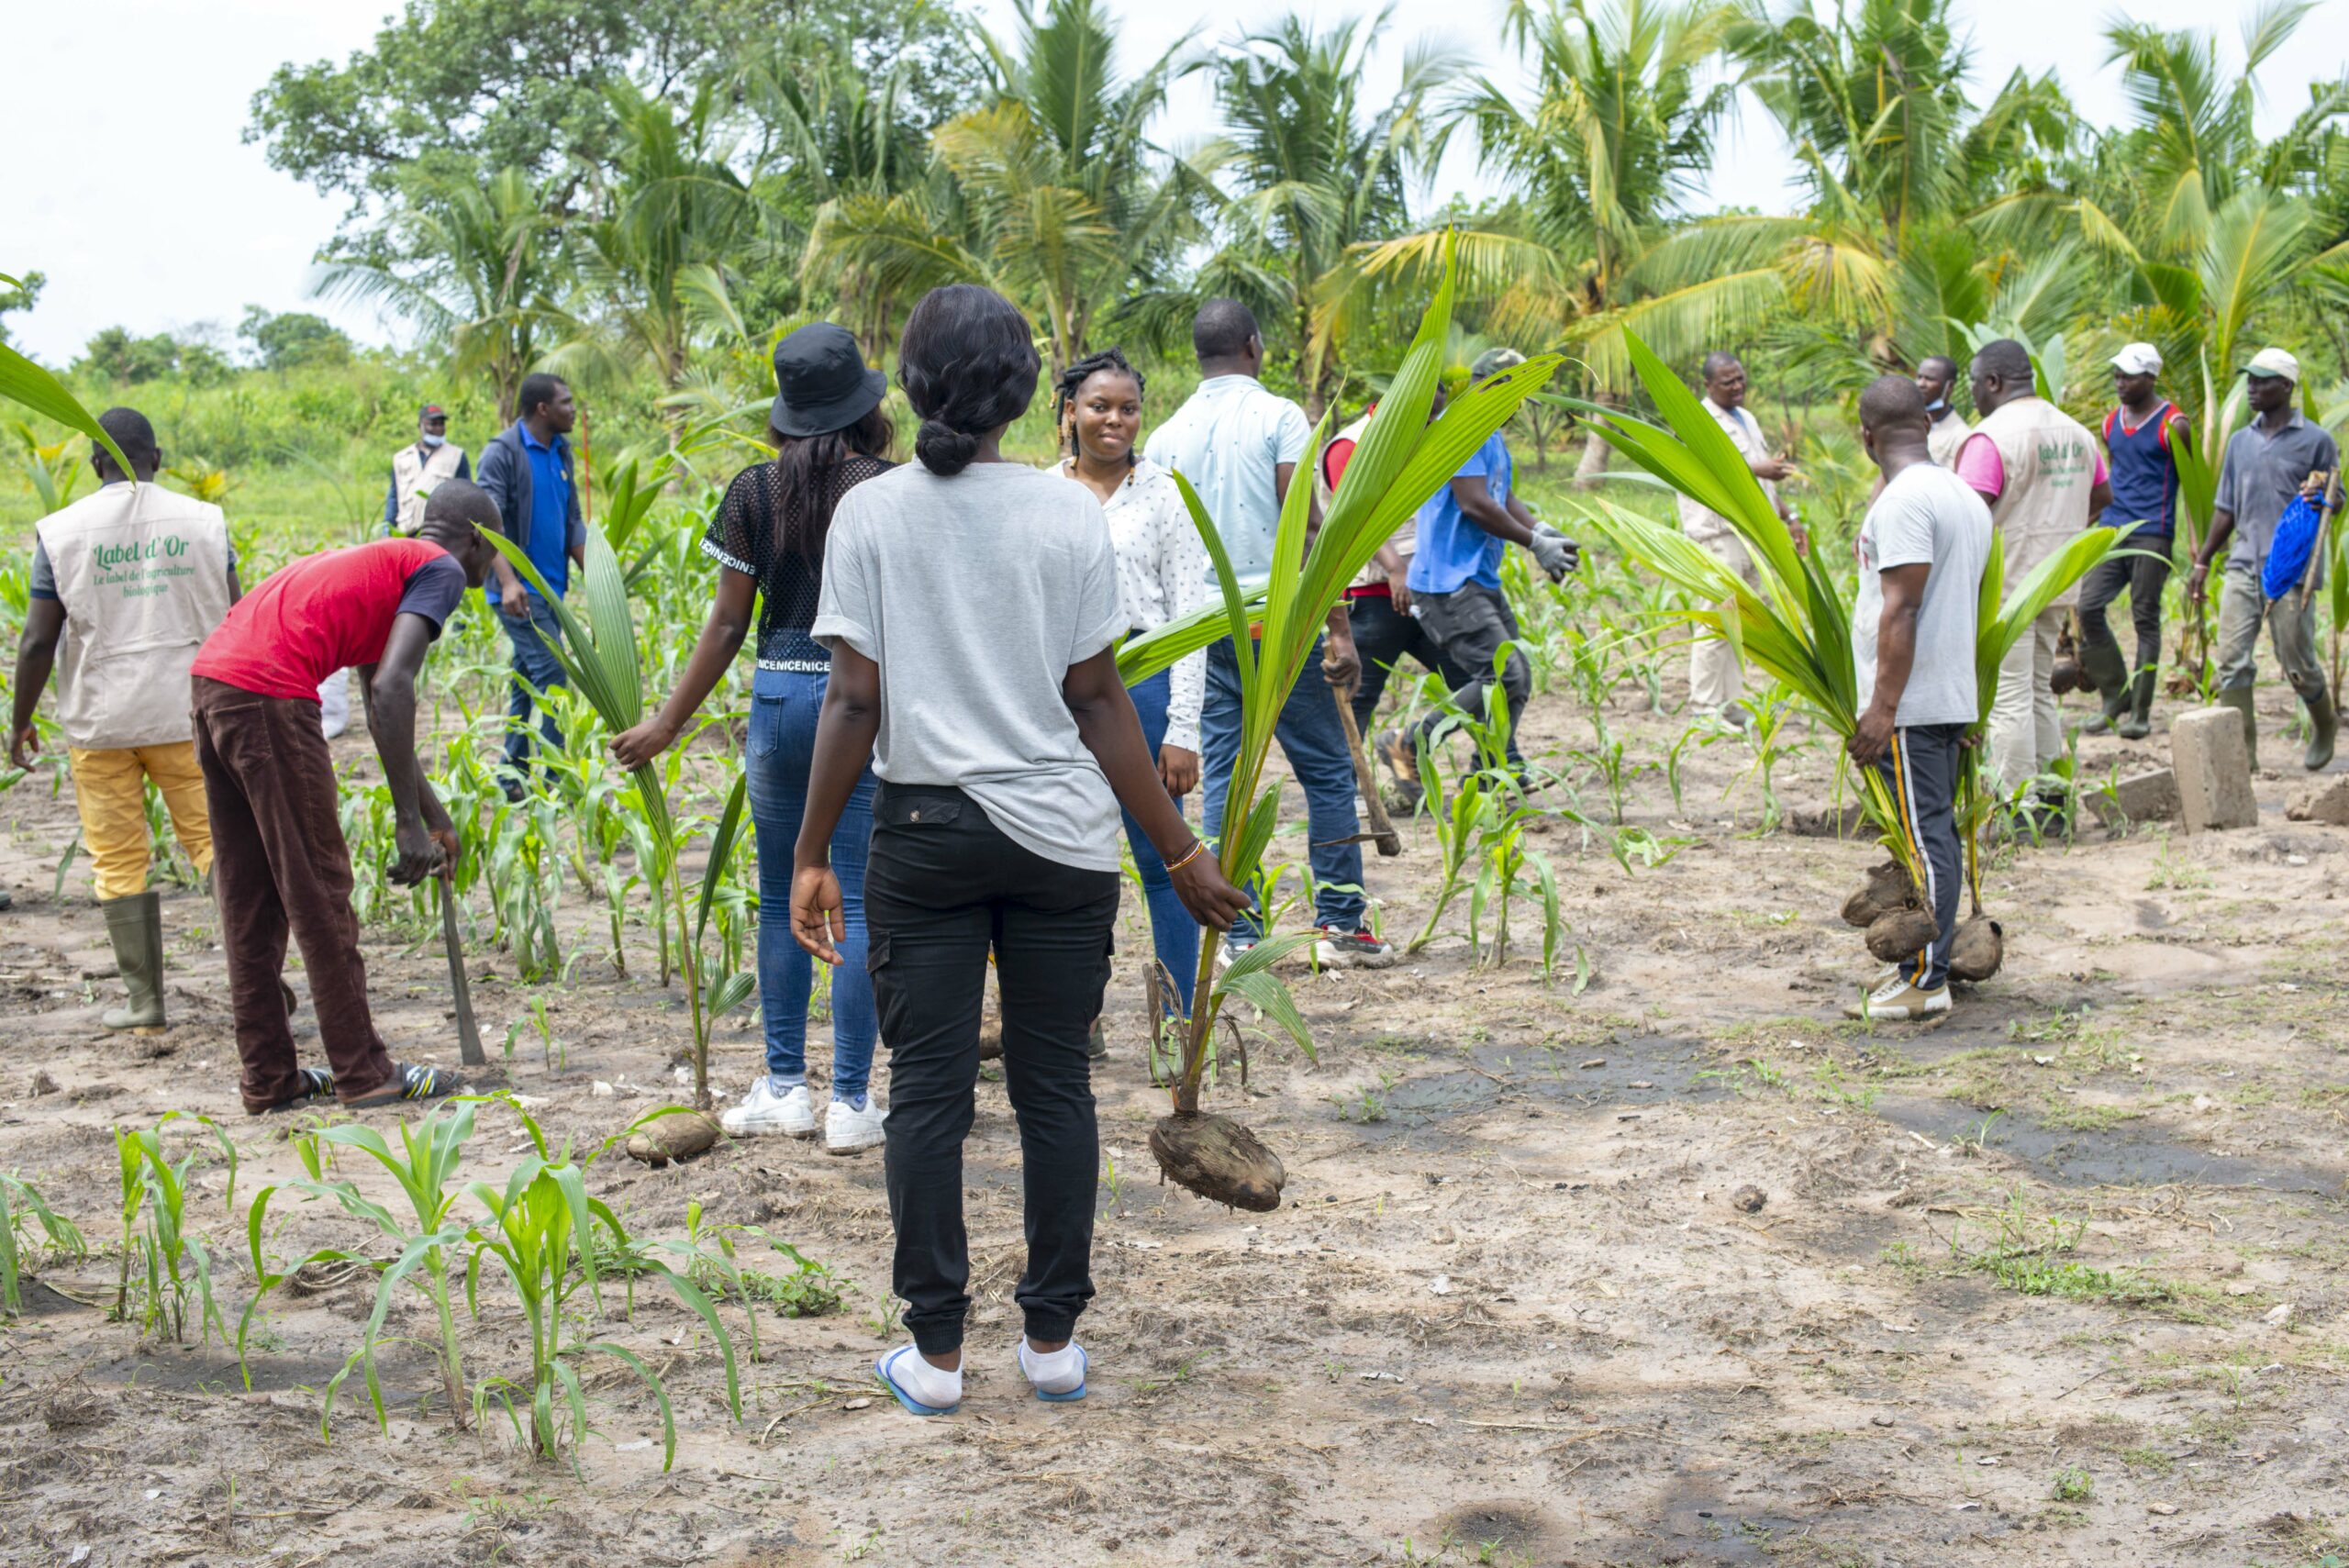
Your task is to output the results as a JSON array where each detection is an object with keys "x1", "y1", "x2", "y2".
[{"x1": 67, "y1": 740, "x2": 214, "y2": 900}]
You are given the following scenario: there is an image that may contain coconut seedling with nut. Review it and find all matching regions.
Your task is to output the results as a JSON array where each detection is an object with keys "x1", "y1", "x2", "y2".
[
  {"x1": 1113, "y1": 239, "x2": 1561, "y2": 1208},
  {"x1": 1568, "y1": 336, "x2": 2129, "y2": 985}
]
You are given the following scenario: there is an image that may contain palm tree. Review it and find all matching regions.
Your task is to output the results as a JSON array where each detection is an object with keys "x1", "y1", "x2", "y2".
[
  {"x1": 310, "y1": 168, "x2": 570, "y2": 424},
  {"x1": 561, "y1": 83, "x2": 763, "y2": 397},
  {"x1": 805, "y1": 0, "x2": 1209, "y2": 375},
  {"x1": 1207, "y1": 12, "x2": 1462, "y2": 417}
]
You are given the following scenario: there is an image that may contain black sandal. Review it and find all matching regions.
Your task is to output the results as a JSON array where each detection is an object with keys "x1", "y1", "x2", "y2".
[
  {"x1": 343, "y1": 1062, "x2": 464, "y2": 1110},
  {"x1": 250, "y1": 1065, "x2": 335, "y2": 1116}
]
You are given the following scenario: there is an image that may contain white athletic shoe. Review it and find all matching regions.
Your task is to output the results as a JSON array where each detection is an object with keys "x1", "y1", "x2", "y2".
[
  {"x1": 1314, "y1": 925, "x2": 1398, "y2": 970},
  {"x1": 721, "y1": 1078, "x2": 818, "y2": 1139},
  {"x1": 1843, "y1": 976, "x2": 1951, "y2": 1021},
  {"x1": 825, "y1": 1095, "x2": 885, "y2": 1154}
]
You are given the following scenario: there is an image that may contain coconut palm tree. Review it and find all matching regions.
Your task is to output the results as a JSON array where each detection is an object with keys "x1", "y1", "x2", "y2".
[
  {"x1": 804, "y1": 0, "x2": 1212, "y2": 375},
  {"x1": 310, "y1": 168, "x2": 571, "y2": 424},
  {"x1": 1204, "y1": 11, "x2": 1462, "y2": 416}
]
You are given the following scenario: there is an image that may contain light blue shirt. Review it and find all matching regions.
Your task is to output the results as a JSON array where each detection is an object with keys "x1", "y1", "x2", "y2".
[{"x1": 1142, "y1": 375, "x2": 1312, "y2": 584}]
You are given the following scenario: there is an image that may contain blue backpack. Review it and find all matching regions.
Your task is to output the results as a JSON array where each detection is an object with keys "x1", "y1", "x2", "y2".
[{"x1": 2262, "y1": 489, "x2": 2330, "y2": 600}]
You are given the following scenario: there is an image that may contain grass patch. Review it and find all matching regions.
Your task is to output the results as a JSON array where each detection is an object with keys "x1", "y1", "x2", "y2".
[
  {"x1": 2119, "y1": 1445, "x2": 2174, "y2": 1475},
  {"x1": 2050, "y1": 1466, "x2": 2094, "y2": 1502}
]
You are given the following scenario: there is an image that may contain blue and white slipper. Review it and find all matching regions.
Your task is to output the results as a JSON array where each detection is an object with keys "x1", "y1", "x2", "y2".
[
  {"x1": 874, "y1": 1347, "x2": 958, "y2": 1417},
  {"x1": 1019, "y1": 1341, "x2": 1087, "y2": 1403}
]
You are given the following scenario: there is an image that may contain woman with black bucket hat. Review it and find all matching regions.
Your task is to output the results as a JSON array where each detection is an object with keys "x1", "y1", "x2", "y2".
[{"x1": 613, "y1": 322, "x2": 894, "y2": 1154}]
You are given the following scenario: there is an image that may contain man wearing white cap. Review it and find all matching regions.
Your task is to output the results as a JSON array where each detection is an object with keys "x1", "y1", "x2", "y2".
[
  {"x1": 2187, "y1": 348, "x2": 2337, "y2": 772},
  {"x1": 2078, "y1": 343, "x2": 2190, "y2": 740}
]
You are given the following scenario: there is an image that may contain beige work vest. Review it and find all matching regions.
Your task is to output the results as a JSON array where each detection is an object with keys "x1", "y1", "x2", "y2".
[
  {"x1": 1974, "y1": 396, "x2": 2098, "y2": 607},
  {"x1": 391, "y1": 441, "x2": 467, "y2": 535},
  {"x1": 35, "y1": 484, "x2": 234, "y2": 750},
  {"x1": 1675, "y1": 397, "x2": 1779, "y2": 544},
  {"x1": 1926, "y1": 409, "x2": 1973, "y2": 468}
]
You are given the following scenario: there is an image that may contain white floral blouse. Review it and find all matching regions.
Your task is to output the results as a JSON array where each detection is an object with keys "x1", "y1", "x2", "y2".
[{"x1": 1057, "y1": 456, "x2": 1209, "y2": 753}]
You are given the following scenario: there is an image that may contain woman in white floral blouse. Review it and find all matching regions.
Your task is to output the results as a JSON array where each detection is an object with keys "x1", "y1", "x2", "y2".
[{"x1": 1053, "y1": 348, "x2": 1212, "y2": 1020}]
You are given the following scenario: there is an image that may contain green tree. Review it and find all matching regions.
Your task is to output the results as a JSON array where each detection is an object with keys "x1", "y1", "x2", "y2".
[
  {"x1": 807, "y1": 0, "x2": 1211, "y2": 374},
  {"x1": 0, "y1": 271, "x2": 43, "y2": 350},
  {"x1": 238, "y1": 306, "x2": 354, "y2": 371},
  {"x1": 1208, "y1": 12, "x2": 1460, "y2": 417},
  {"x1": 312, "y1": 168, "x2": 573, "y2": 423}
]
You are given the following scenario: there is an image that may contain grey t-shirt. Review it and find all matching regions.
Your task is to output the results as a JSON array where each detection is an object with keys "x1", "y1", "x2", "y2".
[
  {"x1": 1854, "y1": 462, "x2": 1993, "y2": 728},
  {"x1": 813, "y1": 462, "x2": 1127, "y2": 871}
]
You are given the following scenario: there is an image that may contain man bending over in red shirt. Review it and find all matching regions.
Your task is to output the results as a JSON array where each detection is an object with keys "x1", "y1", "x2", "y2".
[{"x1": 190, "y1": 481, "x2": 501, "y2": 1113}]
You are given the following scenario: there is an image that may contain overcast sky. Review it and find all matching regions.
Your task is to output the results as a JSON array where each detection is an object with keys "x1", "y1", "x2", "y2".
[{"x1": 6, "y1": 0, "x2": 2346, "y2": 362}]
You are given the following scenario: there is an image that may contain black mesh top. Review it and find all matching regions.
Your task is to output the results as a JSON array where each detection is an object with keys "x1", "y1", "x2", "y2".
[{"x1": 700, "y1": 453, "x2": 891, "y2": 669}]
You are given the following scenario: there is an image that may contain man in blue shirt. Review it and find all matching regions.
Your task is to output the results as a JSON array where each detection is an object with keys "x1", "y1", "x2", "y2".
[
  {"x1": 2079, "y1": 343, "x2": 2189, "y2": 740},
  {"x1": 474, "y1": 373, "x2": 584, "y2": 797},
  {"x1": 1379, "y1": 369, "x2": 1576, "y2": 782}
]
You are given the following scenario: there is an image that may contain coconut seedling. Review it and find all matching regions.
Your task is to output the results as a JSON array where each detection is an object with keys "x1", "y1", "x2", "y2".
[
  {"x1": 1114, "y1": 240, "x2": 1563, "y2": 1208},
  {"x1": 1568, "y1": 329, "x2": 2129, "y2": 975}
]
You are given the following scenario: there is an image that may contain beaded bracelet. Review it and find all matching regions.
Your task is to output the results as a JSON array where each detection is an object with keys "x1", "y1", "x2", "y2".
[{"x1": 1165, "y1": 840, "x2": 1209, "y2": 874}]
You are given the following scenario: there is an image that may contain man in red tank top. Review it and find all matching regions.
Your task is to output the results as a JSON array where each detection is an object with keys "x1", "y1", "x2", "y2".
[{"x1": 190, "y1": 481, "x2": 501, "y2": 1114}]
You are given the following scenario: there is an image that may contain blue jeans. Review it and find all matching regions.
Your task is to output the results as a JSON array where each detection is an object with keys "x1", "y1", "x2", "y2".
[
  {"x1": 1199, "y1": 635, "x2": 1366, "y2": 940},
  {"x1": 747, "y1": 666, "x2": 878, "y2": 1098},
  {"x1": 1121, "y1": 667, "x2": 1198, "y2": 1014},
  {"x1": 499, "y1": 597, "x2": 567, "y2": 774}
]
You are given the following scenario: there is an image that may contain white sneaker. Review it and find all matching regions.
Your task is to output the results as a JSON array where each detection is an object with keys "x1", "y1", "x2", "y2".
[
  {"x1": 1314, "y1": 925, "x2": 1398, "y2": 969},
  {"x1": 825, "y1": 1095, "x2": 885, "y2": 1154},
  {"x1": 721, "y1": 1078, "x2": 817, "y2": 1139},
  {"x1": 1843, "y1": 976, "x2": 1951, "y2": 1021}
]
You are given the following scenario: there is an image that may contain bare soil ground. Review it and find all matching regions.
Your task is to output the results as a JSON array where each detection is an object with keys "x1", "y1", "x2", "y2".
[{"x1": 3, "y1": 673, "x2": 2345, "y2": 1568}]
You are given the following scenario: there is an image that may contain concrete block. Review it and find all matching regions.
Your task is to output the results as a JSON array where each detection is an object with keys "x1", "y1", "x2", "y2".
[
  {"x1": 2172, "y1": 706, "x2": 2257, "y2": 832},
  {"x1": 2286, "y1": 775, "x2": 2349, "y2": 826},
  {"x1": 2088, "y1": 768, "x2": 2181, "y2": 828}
]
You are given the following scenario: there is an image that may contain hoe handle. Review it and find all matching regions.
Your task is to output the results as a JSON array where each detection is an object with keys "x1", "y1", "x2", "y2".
[
  {"x1": 1329, "y1": 676, "x2": 1404, "y2": 857},
  {"x1": 440, "y1": 875, "x2": 487, "y2": 1067}
]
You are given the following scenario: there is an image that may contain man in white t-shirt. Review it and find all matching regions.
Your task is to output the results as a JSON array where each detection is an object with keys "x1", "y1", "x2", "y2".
[{"x1": 1846, "y1": 376, "x2": 1992, "y2": 1021}]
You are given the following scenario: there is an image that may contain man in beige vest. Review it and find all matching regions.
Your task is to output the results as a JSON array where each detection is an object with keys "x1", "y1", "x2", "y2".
[
  {"x1": 1916, "y1": 355, "x2": 1972, "y2": 466},
  {"x1": 1677, "y1": 351, "x2": 1804, "y2": 724},
  {"x1": 9, "y1": 407, "x2": 239, "y2": 1032},
  {"x1": 383, "y1": 403, "x2": 469, "y2": 537},
  {"x1": 1955, "y1": 340, "x2": 2111, "y2": 814}
]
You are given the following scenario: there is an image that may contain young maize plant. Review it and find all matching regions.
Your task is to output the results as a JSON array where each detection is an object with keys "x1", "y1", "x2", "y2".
[
  {"x1": 1114, "y1": 239, "x2": 1561, "y2": 1209},
  {"x1": 241, "y1": 1097, "x2": 482, "y2": 1426},
  {"x1": 1, "y1": 1171, "x2": 90, "y2": 1316},
  {"x1": 1566, "y1": 329, "x2": 2129, "y2": 974},
  {"x1": 483, "y1": 527, "x2": 749, "y2": 1120},
  {"x1": 115, "y1": 1114, "x2": 239, "y2": 1346}
]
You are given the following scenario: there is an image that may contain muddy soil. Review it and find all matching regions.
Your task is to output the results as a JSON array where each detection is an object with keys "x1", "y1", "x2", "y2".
[{"x1": 2, "y1": 671, "x2": 2344, "y2": 1568}]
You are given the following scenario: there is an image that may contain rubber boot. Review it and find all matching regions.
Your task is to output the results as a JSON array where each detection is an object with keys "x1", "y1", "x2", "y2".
[
  {"x1": 99, "y1": 890, "x2": 166, "y2": 1034},
  {"x1": 2115, "y1": 667, "x2": 2156, "y2": 740},
  {"x1": 2216, "y1": 685, "x2": 2258, "y2": 772},
  {"x1": 2304, "y1": 686, "x2": 2338, "y2": 773},
  {"x1": 2078, "y1": 640, "x2": 2131, "y2": 736}
]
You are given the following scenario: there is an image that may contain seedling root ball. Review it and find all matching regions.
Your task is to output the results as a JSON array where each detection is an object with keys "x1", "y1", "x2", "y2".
[
  {"x1": 627, "y1": 1109, "x2": 724, "y2": 1167},
  {"x1": 1151, "y1": 1112, "x2": 1286, "y2": 1212},
  {"x1": 1864, "y1": 906, "x2": 1941, "y2": 964},
  {"x1": 1841, "y1": 860, "x2": 1917, "y2": 928},
  {"x1": 1949, "y1": 916, "x2": 2005, "y2": 983}
]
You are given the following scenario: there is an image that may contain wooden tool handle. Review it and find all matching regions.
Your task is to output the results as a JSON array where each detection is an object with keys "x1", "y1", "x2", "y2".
[{"x1": 1330, "y1": 676, "x2": 1404, "y2": 857}]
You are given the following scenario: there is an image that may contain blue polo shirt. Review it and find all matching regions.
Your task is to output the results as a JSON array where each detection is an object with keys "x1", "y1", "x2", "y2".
[
  {"x1": 518, "y1": 424, "x2": 572, "y2": 599},
  {"x1": 1408, "y1": 433, "x2": 1514, "y2": 596}
]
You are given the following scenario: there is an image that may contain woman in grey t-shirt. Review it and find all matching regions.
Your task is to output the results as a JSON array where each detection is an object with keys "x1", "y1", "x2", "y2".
[{"x1": 791, "y1": 284, "x2": 1247, "y2": 1417}]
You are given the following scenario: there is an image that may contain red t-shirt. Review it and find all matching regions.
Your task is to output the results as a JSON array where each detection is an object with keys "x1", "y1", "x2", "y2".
[{"x1": 192, "y1": 539, "x2": 468, "y2": 699}]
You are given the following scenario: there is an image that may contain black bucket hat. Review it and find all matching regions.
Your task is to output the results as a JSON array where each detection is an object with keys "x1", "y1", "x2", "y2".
[{"x1": 772, "y1": 323, "x2": 887, "y2": 438}]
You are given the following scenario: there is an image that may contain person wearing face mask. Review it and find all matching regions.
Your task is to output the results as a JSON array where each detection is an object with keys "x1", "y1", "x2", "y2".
[
  {"x1": 384, "y1": 405, "x2": 470, "y2": 538},
  {"x1": 336, "y1": 404, "x2": 473, "y2": 739},
  {"x1": 1914, "y1": 356, "x2": 1971, "y2": 467}
]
